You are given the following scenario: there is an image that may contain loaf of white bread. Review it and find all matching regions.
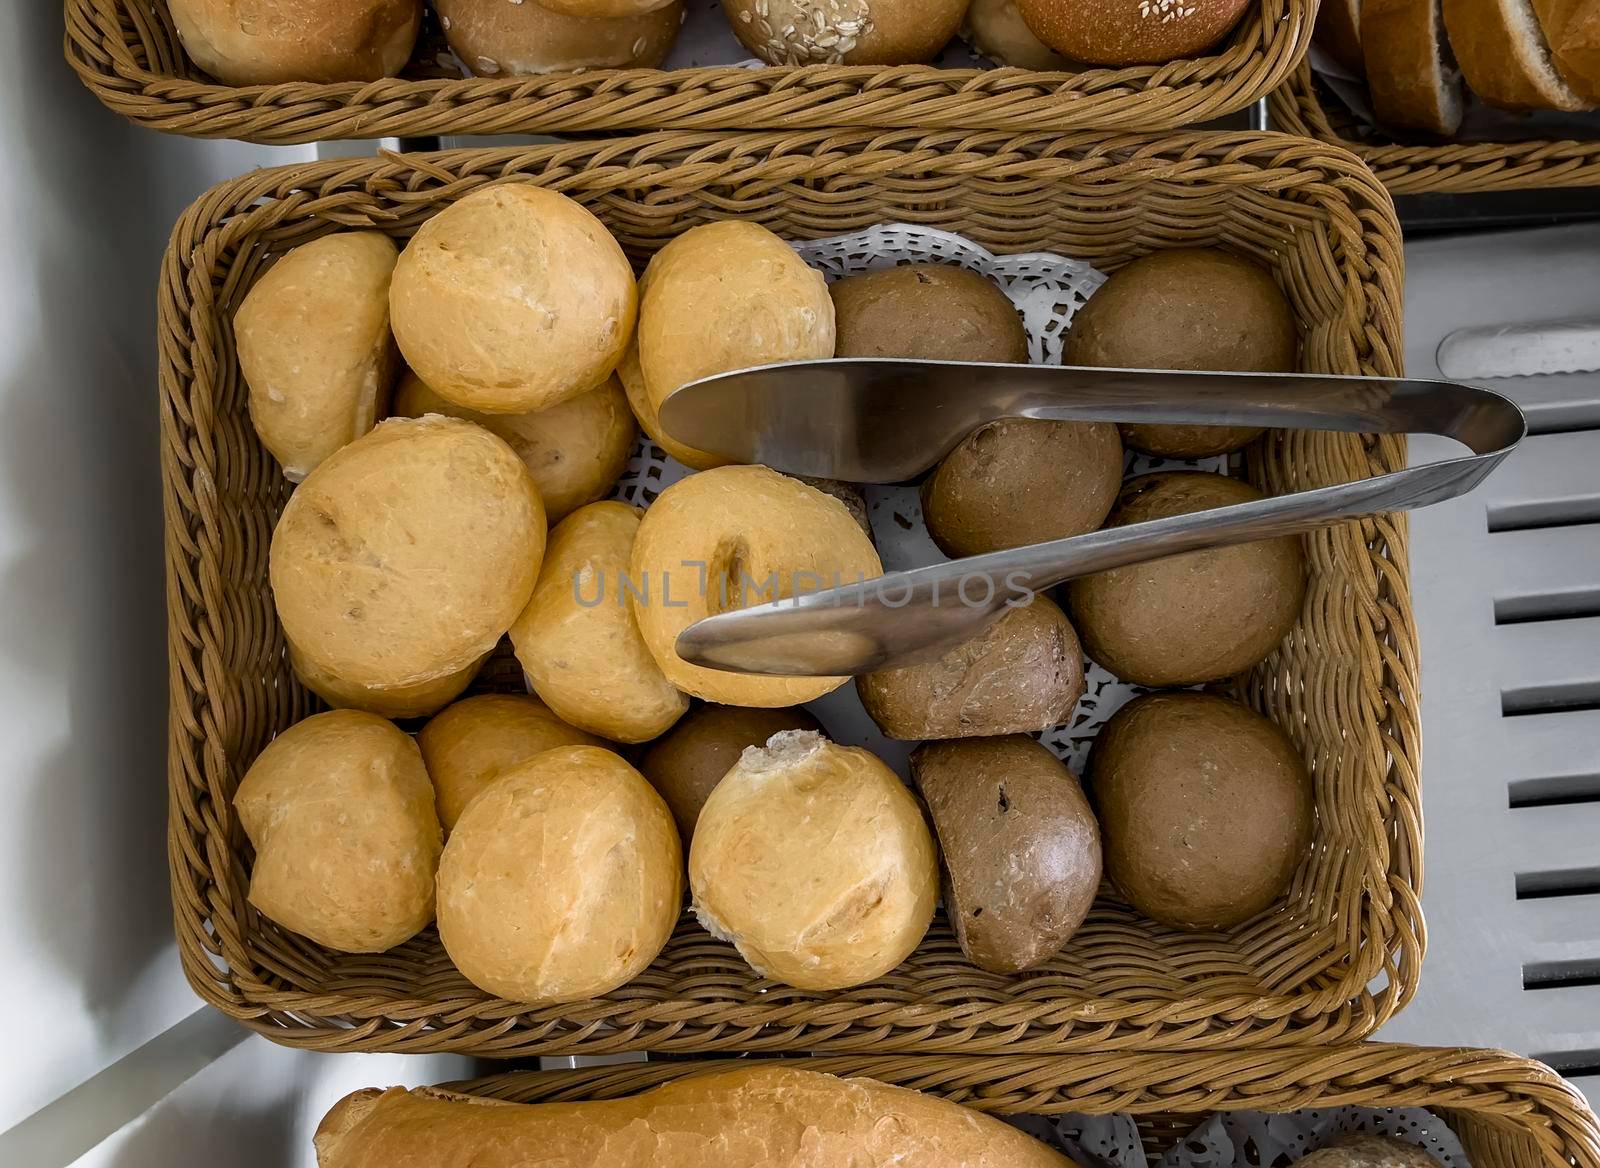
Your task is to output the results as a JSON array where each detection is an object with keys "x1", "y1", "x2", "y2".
[
  {"x1": 314, "y1": 1066, "x2": 1074, "y2": 1168},
  {"x1": 1315, "y1": 0, "x2": 1598, "y2": 134}
]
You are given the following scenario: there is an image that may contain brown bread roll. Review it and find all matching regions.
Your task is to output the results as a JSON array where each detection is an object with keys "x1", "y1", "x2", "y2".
[
  {"x1": 1063, "y1": 248, "x2": 1297, "y2": 458},
  {"x1": 235, "y1": 710, "x2": 441, "y2": 954},
  {"x1": 640, "y1": 704, "x2": 824, "y2": 845},
  {"x1": 270, "y1": 416, "x2": 545, "y2": 718},
  {"x1": 690, "y1": 732, "x2": 938, "y2": 990},
  {"x1": 1016, "y1": 0, "x2": 1253, "y2": 64},
  {"x1": 236, "y1": 232, "x2": 399, "y2": 481},
  {"x1": 722, "y1": 0, "x2": 971, "y2": 65},
  {"x1": 437, "y1": 745, "x2": 682, "y2": 1003},
  {"x1": 912, "y1": 736, "x2": 1101, "y2": 973},
  {"x1": 417, "y1": 694, "x2": 605, "y2": 831},
  {"x1": 629, "y1": 466, "x2": 883, "y2": 707},
  {"x1": 1089, "y1": 692, "x2": 1314, "y2": 930},
  {"x1": 829, "y1": 264, "x2": 1029, "y2": 363},
  {"x1": 922, "y1": 418, "x2": 1123, "y2": 556},
  {"x1": 314, "y1": 1066, "x2": 1074, "y2": 1168},
  {"x1": 637, "y1": 222, "x2": 834, "y2": 441},
  {"x1": 391, "y1": 370, "x2": 634, "y2": 523},
  {"x1": 1067, "y1": 472, "x2": 1306, "y2": 686},
  {"x1": 389, "y1": 185, "x2": 636, "y2": 414},
  {"x1": 528, "y1": 0, "x2": 678, "y2": 18},
  {"x1": 168, "y1": 0, "x2": 420, "y2": 84},
  {"x1": 510, "y1": 502, "x2": 690, "y2": 744},
  {"x1": 1296, "y1": 1136, "x2": 1443, "y2": 1167},
  {"x1": 436, "y1": 0, "x2": 685, "y2": 75},
  {"x1": 964, "y1": 0, "x2": 1077, "y2": 68},
  {"x1": 857, "y1": 597, "x2": 1085, "y2": 739}
]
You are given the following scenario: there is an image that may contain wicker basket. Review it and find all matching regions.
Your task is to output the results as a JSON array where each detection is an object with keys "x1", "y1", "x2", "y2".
[
  {"x1": 1269, "y1": 62, "x2": 1600, "y2": 195},
  {"x1": 456, "y1": 1047, "x2": 1600, "y2": 1168},
  {"x1": 68, "y1": 0, "x2": 1314, "y2": 143},
  {"x1": 162, "y1": 128, "x2": 1418, "y2": 1058}
]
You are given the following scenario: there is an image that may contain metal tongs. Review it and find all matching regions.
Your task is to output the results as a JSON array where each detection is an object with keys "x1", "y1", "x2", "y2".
[{"x1": 657, "y1": 360, "x2": 1526, "y2": 677}]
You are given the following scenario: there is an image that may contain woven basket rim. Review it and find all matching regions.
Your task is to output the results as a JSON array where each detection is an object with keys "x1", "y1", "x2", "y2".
[
  {"x1": 67, "y1": 0, "x2": 1313, "y2": 142},
  {"x1": 160, "y1": 128, "x2": 1422, "y2": 1058},
  {"x1": 446, "y1": 1045, "x2": 1600, "y2": 1168},
  {"x1": 1268, "y1": 62, "x2": 1600, "y2": 195}
]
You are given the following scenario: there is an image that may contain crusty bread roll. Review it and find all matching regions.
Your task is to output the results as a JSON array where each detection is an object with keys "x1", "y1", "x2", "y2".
[
  {"x1": 437, "y1": 745, "x2": 682, "y2": 1003},
  {"x1": 270, "y1": 416, "x2": 545, "y2": 719},
  {"x1": 436, "y1": 0, "x2": 685, "y2": 75},
  {"x1": 510, "y1": 502, "x2": 690, "y2": 743},
  {"x1": 169, "y1": 0, "x2": 420, "y2": 84},
  {"x1": 637, "y1": 222, "x2": 833, "y2": 442},
  {"x1": 390, "y1": 185, "x2": 636, "y2": 414},
  {"x1": 1016, "y1": 0, "x2": 1252, "y2": 65},
  {"x1": 640, "y1": 703, "x2": 824, "y2": 844},
  {"x1": 236, "y1": 232, "x2": 398, "y2": 481},
  {"x1": 314, "y1": 1066, "x2": 1073, "y2": 1168},
  {"x1": 1536, "y1": 0, "x2": 1600, "y2": 102},
  {"x1": 235, "y1": 710, "x2": 441, "y2": 954},
  {"x1": 391, "y1": 370, "x2": 634, "y2": 523},
  {"x1": 539, "y1": 0, "x2": 679, "y2": 15},
  {"x1": 722, "y1": 0, "x2": 970, "y2": 64},
  {"x1": 617, "y1": 333, "x2": 726, "y2": 470},
  {"x1": 417, "y1": 694, "x2": 605, "y2": 831},
  {"x1": 1444, "y1": 0, "x2": 1594, "y2": 111},
  {"x1": 630, "y1": 466, "x2": 883, "y2": 706},
  {"x1": 1296, "y1": 1136, "x2": 1443, "y2": 1167},
  {"x1": 963, "y1": 0, "x2": 1076, "y2": 68},
  {"x1": 690, "y1": 732, "x2": 938, "y2": 990},
  {"x1": 1363, "y1": 0, "x2": 1466, "y2": 135}
]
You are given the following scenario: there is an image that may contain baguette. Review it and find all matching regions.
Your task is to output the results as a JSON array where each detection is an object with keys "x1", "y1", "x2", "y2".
[
  {"x1": 314, "y1": 1066, "x2": 1075, "y2": 1168},
  {"x1": 1362, "y1": 0, "x2": 1466, "y2": 134},
  {"x1": 1534, "y1": 0, "x2": 1600, "y2": 102},
  {"x1": 1443, "y1": 0, "x2": 1593, "y2": 110},
  {"x1": 1316, "y1": 0, "x2": 1365, "y2": 73}
]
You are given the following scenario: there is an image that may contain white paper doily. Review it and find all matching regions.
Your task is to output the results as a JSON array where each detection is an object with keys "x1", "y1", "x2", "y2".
[
  {"x1": 1010, "y1": 1106, "x2": 1471, "y2": 1168},
  {"x1": 608, "y1": 222, "x2": 1228, "y2": 778}
]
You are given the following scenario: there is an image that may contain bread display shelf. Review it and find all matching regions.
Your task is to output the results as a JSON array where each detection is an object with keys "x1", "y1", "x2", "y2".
[
  {"x1": 1270, "y1": 61, "x2": 1600, "y2": 194},
  {"x1": 162, "y1": 128, "x2": 1417, "y2": 1058},
  {"x1": 67, "y1": 0, "x2": 1313, "y2": 143},
  {"x1": 451, "y1": 1046, "x2": 1600, "y2": 1168}
]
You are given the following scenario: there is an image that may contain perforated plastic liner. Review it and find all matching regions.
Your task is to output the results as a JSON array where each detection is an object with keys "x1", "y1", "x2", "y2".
[
  {"x1": 604, "y1": 223, "x2": 1228, "y2": 778},
  {"x1": 1012, "y1": 1106, "x2": 1470, "y2": 1168}
]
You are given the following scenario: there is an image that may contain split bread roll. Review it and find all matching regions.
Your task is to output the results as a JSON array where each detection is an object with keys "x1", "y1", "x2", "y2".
[
  {"x1": 511, "y1": 502, "x2": 690, "y2": 743},
  {"x1": 629, "y1": 466, "x2": 883, "y2": 706},
  {"x1": 437, "y1": 745, "x2": 682, "y2": 1003},
  {"x1": 270, "y1": 416, "x2": 545, "y2": 719},
  {"x1": 436, "y1": 0, "x2": 685, "y2": 75},
  {"x1": 391, "y1": 370, "x2": 634, "y2": 523},
  {"x1": 723, "y1": 0, "x2": 972, "y2": 65},
  {"x1": 1443, "y1": 0, "x2": 1594, "y2": 111},
  {"x1": 235, "y1": 710, "x2": 441, "y2": 954},
  {"x1": 390, "y1": 185, "x2": 636, "y2": 414},
  {"x1": 168, "y1": 0, "x2": 420, "y2": 84},
  {"x1": 1362, "y1": 0, "x2": 1466, "y2": 135},
  {"x1": 690, "y1": 732, "x2": 938, "y2": 990},
  {"x1": 637, "y1": 222, "x2": 834, "y2": 447},
  {"x1": 315, "y1": 1066, "x2": 1074, "y2": 1168},
  {"x1": 417, "y1": 694, "x2": 604, "y2": 831},
  {"x1": 236, "y1": 232, "x2": 399, "y2": 481}
]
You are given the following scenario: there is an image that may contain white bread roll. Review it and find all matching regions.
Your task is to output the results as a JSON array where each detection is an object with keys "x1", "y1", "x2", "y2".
[
  {"x1": 510, "y1": 502, "x2": 690, "y2": 743},
  {"x1": 235, "y1": 710, "x2": 442, "y2": 954},
  {"x1": 169, "y1": 0, "x2": 420, "y2": 84},
  {"x1": 270, "y1": 416, "x2": 545, "y2": 719},
  {"x1": 390, "y1": 185, "x2": 636, "y2": 414},
  {"x1": 722, "y1": 0, "x2": 970, "y2": 64},
  {"x1": 629, "y1": 466, "x2": 883, "y2": 706},
  {"x1": 314, "y1": 1066, "x2": 1072, "y2": 1168},
  {"x1": 690, "y1": 732, "x2": 938, "y2": 990},
  {"x1": 616, "y1": 333, "x2": 726, "y2": 471},
  {"x1": 417, "y1": 694, "x2": 605, "y2": 831},
  {"x1": 436, "y1": 0, "x2": 686, "y2": 75},
  {"x1": 437, "y1": 745, "x2": 682, "y2": 1003},
  {"x1": 637, "y1": 222, "x2": 834, "y2": 437},
  {"x1": 236, "y1": 232, "x2": 399, "y2": 481},
  {"x1": 390, "y1": 370, "x2": 635, "y2": 523}
]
